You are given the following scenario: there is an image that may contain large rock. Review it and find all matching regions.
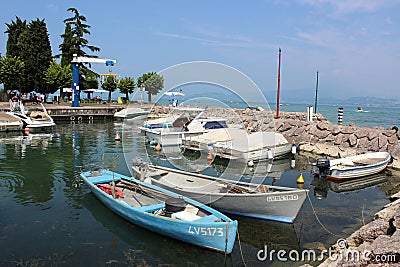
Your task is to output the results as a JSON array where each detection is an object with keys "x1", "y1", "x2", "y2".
[
  {"x1": 348, "y1": 134, "x2": 358, "y2": 147},
  {"x1": 378, "y1": 134, "x2": 388, "y2": 148},
  {"x1": 368, "y1": 230, "x2": 400, "y2": 262},
  {"x1": 375, "y1": 199, "x2": 400, "y2": 220},
  {"x1": 368, "y1": 130, "x2": 379, "y2": 141},
  {"x1": 355, "y1": 128, "x2": 369, "y2": 139},
  {"x1": 346, "y1": 219, "x2": 388, "y2": 247}
]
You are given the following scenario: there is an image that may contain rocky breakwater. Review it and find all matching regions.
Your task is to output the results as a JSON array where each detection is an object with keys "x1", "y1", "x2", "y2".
[{"x1": 149, "y1": 105, "x2": 400, "y2": 168}]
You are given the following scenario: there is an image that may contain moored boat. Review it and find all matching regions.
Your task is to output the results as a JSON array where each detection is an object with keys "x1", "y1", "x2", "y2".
[
  {"x1": 113, "y1": 107, "x2": 149, "y2": 120},
  {"x1": 80, "y1": 169, "x2": 237, "y2": 253},
  {"x1": 132, "y1": 162, "x2": 308, "y2": 223},
  {"x1": 312, "y1": 152, "x2": 391, "y2": 181},
  {"x1": 9, "y1": 100, "x2": 55, "y2": 132}
]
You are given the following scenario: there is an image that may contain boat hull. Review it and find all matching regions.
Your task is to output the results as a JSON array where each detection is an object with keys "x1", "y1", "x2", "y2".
[
  {"x1": 81, "y1": 170, "x2": 237, "y2": 253},
  {"x1": 150, "y1": 180, "x2": 306, "y2": 223},
  {"x1": 312, "y1": 152, "x2": 391, "y2": 181},
  {"x1": 134, "y1": 165, "x2": 308, "y2": 223}
]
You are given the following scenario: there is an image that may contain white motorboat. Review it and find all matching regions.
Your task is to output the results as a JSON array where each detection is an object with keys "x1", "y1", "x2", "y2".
[
  {"x1": 113, "y1": 107, "x2": 149, "y2": 120},
  {"x1": 132, "y1": 162, "x2": 308, "y2": 223},
  {"x1": 213, "y1": 131, "x2": 294, "y2": 162},
  {"x1": 140, "y1": 109, "x2": 229, "y2": 147},
  {"x1": 9, "y1": 100, "x2": 55, "y2": 132},
  {"x1": 181, "y1": 128, "x2": 247, "y2": 152},
  {"x1": 312, "y1": 151, "x2": 391, "y2": 181}
]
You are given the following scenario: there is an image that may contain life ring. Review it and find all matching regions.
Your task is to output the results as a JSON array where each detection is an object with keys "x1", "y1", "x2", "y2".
[
  {"x1": 88, "y1": 116, "x2": 93, "y2": 120},
  {"x1": 70, "y1": 116, "x2": 75, "y2": 121},
  {"x1": 78, "y1": 116, "x2": 83, "y2": 121}
]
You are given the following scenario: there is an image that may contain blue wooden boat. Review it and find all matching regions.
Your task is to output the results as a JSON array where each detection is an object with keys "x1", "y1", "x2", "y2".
[{"x1": 80, "y1": 170, "x2": 237, "y2": 254}]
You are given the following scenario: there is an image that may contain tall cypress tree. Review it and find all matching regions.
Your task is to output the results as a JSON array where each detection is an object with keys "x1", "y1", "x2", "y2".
[
  {"x1": 59, "y1": 23, "x2": 74, "y2": 66},
  {"x1": 61, "y1": 8, "x2": 101, "y2": 93},
  {"x1": 5, "y1": 17, "x2": 27, "y2": 58},
  {"x1": 63, "y1": 7, "x2": 100, "y2": 57},
  {"x1": 18, "y1": 19, "x2": 52, "y2": 93}
]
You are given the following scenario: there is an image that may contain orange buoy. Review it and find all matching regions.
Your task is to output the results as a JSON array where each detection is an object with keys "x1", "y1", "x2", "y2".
[
  {"x1": 23, "y1": 127, "x2": 30, "y2": 134},
  {"x1": 207, "y1": 152, "x2": 213, "y2": 160},
  {"x1": 115, "y1": 131, "x2": 121, "y2": 141}
]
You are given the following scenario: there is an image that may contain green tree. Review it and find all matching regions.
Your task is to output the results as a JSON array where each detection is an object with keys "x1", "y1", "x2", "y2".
[
  {"x1": 101, "y1": 76, "x2": 117, "y2": 102},
  {"x1": 5, "y1": 17, "x2": 27, "y2": 58},
  {"x1": 118, "y1": 77, "x2": 136, "y2": 102},
  {"x1": 63, "y1": 7, "x2": 100, "y2": 57},
  {"x1": 0, "y1": 56, "x2": 25, "y2": 95},
  {"x1": 58, "y1": 23, "x2": 74, "y2": 66},
  {"x1": 44, "y1": 61, "x2": 72, "y2": 94},
  {"x1": 137, "y1": 72, "x2": 164, "y2": 102},
  {"x1": 17, "y1": 18, "x2": 52, "y2": 93},
  {"x1": 62, "y1": 8, "x2": 101, "y2": 97}
]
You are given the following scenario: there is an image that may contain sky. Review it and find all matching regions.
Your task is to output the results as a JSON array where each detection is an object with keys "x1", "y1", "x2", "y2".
[{"x1": 1, "y1": 0, "x2": 400, "y2": 103}]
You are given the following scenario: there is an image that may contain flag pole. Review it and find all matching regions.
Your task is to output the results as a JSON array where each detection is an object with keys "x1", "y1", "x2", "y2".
[
  {"x1": 314, "y1": 71, "x2": 319, "y2": 113},
  {"x1": 276, "y1": 48, "x2": 282, "y2": 119}
]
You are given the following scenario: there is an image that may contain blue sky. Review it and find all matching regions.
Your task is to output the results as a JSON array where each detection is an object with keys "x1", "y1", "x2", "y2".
[{"x1": 1, "y1": 0, "x2": 400, "y2": 103}]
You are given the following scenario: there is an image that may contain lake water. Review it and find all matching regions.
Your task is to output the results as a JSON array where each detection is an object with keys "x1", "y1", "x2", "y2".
[{"x1": 0, "y1": 119, "x2": 395, "y2": 266}]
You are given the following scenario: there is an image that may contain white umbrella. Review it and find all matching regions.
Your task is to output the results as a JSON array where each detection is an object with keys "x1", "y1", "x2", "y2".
[
  {"x1": 164, "y1": 91, "x2": 185, "y2": 96},
  {"x1": 95, "y1": 89, "x2": 109, "y2": 93}
]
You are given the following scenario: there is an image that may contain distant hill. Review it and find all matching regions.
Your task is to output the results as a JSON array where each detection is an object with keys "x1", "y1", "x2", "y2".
[{"x1": 319, "y1": 96, "x2": 400, "y2": 106}]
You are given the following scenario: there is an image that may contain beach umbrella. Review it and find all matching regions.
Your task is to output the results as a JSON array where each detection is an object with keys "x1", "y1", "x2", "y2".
[{"x1": 164, "y1": 91, "x2": 185, "y2": 96}]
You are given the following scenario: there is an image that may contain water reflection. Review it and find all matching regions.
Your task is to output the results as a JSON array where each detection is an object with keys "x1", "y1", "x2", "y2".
[
  {"x1": 0, "y1": 121, "x2": 396, "y2": 266},
  {"x1": 311, "y1": 174, "x2": 389, "y2": 199}
]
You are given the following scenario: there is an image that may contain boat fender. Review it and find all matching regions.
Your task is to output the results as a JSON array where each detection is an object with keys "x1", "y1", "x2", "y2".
[{"x1": 70, "y1": 116, "x2": 75, "y2": 121}]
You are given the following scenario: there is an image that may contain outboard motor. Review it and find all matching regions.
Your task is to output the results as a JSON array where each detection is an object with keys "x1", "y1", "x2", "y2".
[
  {"x1": 316, "y1": 158, "x2": 330, "y2": 178},
  {"x1": 164, "y1": 197, "x2": 186, "y2": 217}
]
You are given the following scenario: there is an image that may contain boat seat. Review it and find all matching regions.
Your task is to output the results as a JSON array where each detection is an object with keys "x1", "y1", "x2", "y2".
[
  {"x1": 172, "y1": 210, "x2": 201, "y2": 221},
  {"x1": 193, "y1": 214, "x2": 220, "y2": 223},
  {"x1": 185, "y1": 204, "x2": 199, "y2": 215},
  {"x1": 89, "y1": 175, "x2": 120, "y2": 184}
]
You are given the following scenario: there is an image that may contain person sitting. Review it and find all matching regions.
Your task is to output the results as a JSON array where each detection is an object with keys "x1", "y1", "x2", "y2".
[{"x1": 11, "y1": 94, "x2": 19, "y2": 102}]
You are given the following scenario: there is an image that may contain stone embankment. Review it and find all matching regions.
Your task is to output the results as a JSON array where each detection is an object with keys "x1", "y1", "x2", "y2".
[{"x1": 151, "y1": 105, "x2": 400, "y2": 168}]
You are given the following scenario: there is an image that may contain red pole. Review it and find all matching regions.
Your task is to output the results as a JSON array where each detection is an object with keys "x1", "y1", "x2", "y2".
[{"x1": 276, "y1": 48, "x2": 282, "y2": 119}]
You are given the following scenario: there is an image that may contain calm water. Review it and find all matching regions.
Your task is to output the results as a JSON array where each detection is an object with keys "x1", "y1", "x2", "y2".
[{"x1": 0, "y1": 120, "x2": 394, "y2": 266}]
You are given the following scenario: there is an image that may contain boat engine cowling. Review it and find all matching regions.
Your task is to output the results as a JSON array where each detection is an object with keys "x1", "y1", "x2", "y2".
[
  {"x1": 316, "y1": 158, "x2": 330, "y2": 177},
  {"x1": 165, "y1": 197, "x2": 186, "y2": 216}
]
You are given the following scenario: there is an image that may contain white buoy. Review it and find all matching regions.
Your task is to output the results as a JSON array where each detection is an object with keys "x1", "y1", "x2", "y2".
[
  {"x1": 291, "y1": 144, "x2": 297, "y2": 154},
  {"x1": 267, "y1": 149, "x2": 273, "y2": 160},
  {"x1": 291, "y1": 159, "x2": 296, "y2": 168},
  {"x1": 247, "y1": 160, "x2": 254, "y2": 167}
]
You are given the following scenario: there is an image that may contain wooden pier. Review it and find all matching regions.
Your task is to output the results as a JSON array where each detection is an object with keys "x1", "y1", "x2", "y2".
[{"x1": 45, "y1": 105, "x2": 124, "y2": 121}]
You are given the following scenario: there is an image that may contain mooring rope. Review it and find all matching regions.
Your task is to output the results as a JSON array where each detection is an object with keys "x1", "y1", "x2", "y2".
[
  {"x1": 236, "y1": 229, "x2": 247, "y2": 267},
  {"x1": 307, "y1": 191, "x2": 341, "y2": 237}
]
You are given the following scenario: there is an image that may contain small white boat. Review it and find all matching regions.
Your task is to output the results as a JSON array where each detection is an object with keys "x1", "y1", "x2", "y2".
[
  {"x1": 140, "y1": 109, "x2": 229, "y2": 147},
  {"x1": 312, "y1": 152, "x2": 391, "y2": 181},
  {"x1": 0, "y1": 112, "x2": 23, "y2": 132},
  {"x1": 213, "y1": 131, "x2": 294, "y2": 162},
  {"x1": 181, "y1": 128, "x2": 247, "y2": 152},
  {"x1": 9, "y1": 100, "x2": 55, "y2": 132},
  {"x1": 113, "y1": 107, "x2": 149, "y2": 120},
  {"x1": 132, "y1": 162, "x2": 308, "y2": 223}
]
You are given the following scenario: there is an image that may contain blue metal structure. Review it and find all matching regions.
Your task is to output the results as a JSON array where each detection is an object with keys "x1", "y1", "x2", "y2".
[{"x1": 71, "y1": 54, "x2": 117, "y2": 107}]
